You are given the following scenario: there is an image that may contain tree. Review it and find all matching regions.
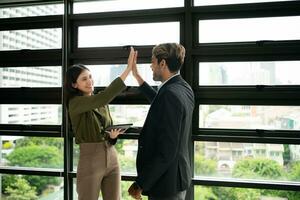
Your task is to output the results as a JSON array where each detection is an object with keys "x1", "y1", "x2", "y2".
[
  {"x1": 232, "y1": 158, "x2": 284, "y2": 180},
  {"x1": 232, "y1": 158, "x2": 285, "y2": 198},
  {"x1": 5, "y1": 178, "x2": 38, "y2": 200},
  {"x1": 285, "y1": 161, "x2": 300, "y2": 200},
  {"x1": 6, "y1": 145, "x2": 63, "y2": 194},
  {"x1": 194, "y1": 186, "x2": 217, "y2": 200},
  {"x1": 194, "y1": 154, "x2": 217, "y2": 176},
  {"x1": 1, "y1": 175, "x2": 19, "y2": 194},
  {"x1": 14, "y1": 137, "x2": 63, "y2": 149},
  {"x1": 282, "y1": 144, "x2": 291, "y2": 165}
]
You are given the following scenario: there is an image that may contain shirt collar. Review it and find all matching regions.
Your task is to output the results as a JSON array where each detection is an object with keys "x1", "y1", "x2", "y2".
[{"x1": 157, "y1": 72, "x2": 180, "y2": 91}]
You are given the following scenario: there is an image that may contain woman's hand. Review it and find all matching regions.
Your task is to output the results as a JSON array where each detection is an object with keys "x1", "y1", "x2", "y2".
[
  {"x1": 120, "y1": 47, "x2": 136, "y2": 81},
  {"x1": 131, "y1": 49, "x2": 144, "y2": 86},
  {"x1": 105, "y1": 128, "x2": 125, "y2": 139}
]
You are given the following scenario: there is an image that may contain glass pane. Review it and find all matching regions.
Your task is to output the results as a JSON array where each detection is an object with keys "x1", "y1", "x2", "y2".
[
  {"x1": 199, "y1": 16, "x2": 300, "y2": 43},
  {"x1": 109, "y1": 105, "x2": 150, "y2": 127},
  {"x1": 0, "y1": 137, "x2": 63, "y2": 169},
  {"x1": 0, "y1": 4, "x2": 63, "y2": 18},
  {"x1": 74, "y1": 0, "x2": 183, "y2": 14},
  {"x1": 88, "y1": 64, "x2": 159, "y2": 87},
  {"x1": 0, "y1": 174, "x2": 63, "y2": 199},
  {"x1": 199, "y1": 105, "x2": 300, "y2": 130},
  {"x1": 199, "y1": 61, "x2": 300, "y2": 85},
  {"x1": 0, "y1": 66, "x2": 61, "y2": 88},
  {"x1": 0, "y1": 105, "x2": 62, "y2": 125},
  {"x1": 195, "y1": 0, "x2": 293, "y2": 6},
  {"x1": 195, "y1": 141, "x2": 300, "y2": 182},
  {"x1": 194, "y1": 185, "x2": 300, "y2": 200},
  {"x1": 118, "y1": 139, "x2": 138, "y2": 175},
  {"x1": 78, "y1": 22, "x2": 179, "y2": 47},
  {"x1": 0, "y1": 29, "x2": 62, "y2": 50}
]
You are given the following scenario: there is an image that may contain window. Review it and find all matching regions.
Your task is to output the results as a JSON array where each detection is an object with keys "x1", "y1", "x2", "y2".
[
  {"x1": 78, "y1": 22, "x2": 179, "y2": 47},
  {"x1": 199, "y1": 16, "x2": 300, "y2": 43}
]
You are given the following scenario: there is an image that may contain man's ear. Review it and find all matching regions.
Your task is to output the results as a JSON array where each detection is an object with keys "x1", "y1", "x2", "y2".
[
  {"x1": 72, "y1": 82, "x2": 77, "y2": 88},
  {"x1": 159, "y1": 59, "x2": 167, "y2": 67}
]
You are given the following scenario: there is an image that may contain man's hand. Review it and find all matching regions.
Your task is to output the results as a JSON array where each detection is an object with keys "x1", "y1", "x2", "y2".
[{"x1": 128, "y1": 182, "x2": 142, "y2": 199}]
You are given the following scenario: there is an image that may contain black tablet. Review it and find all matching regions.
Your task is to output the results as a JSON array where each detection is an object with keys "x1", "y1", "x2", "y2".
[{"x1": 105, "y1": 123, "x2": 133, "y2": 132}]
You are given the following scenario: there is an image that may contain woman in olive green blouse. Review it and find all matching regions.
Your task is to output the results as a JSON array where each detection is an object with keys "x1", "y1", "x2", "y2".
[{"x1": 65, "y1": 48, "x2": 136, "y2": 200}]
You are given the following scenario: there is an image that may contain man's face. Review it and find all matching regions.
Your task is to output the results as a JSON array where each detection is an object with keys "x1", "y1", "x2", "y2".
[{"x1": 150, "y1": 56, "x2": 163, "y2": 82}]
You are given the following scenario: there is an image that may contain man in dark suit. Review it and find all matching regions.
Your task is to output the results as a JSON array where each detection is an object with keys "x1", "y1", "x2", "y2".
[{"x1": 128, "y1": 43, "x2": 195, "y2": 200}]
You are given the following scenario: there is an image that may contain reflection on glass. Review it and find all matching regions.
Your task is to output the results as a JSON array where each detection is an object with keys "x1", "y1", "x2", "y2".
[
  {"x1": 194, "y1": 0, "x2": 293, "y2": 6},
  {"x1": 0, "y1": 29, "x2": 62, "y2": 50},
  {"x1": 74, "y1": 0, "x2": 183, "y2": 13},
  {"x1": 78, "y1": 22, "x2": 179, "y2": 47},
  {"x1": 194, "y1": 185, "x2": 300, "y2": 200},
  {"x1": 88, "y1": 64, "x2": 159, "y2": 87},
  {"x1": 199, "y1": 105, "x2": 300, "y2": 130},
  {"x1": 0, "y1": 174, "x2": 63, "y2": 199},
  {"x1": 199, "y1": 61, "x2": 300, "y2": 85},
  {"x1": 199, "y1": 16, "x2": 300, "y2": 43},
  {"x1": 0, "y1": 4, "x2": 63, "y2": 18},
  {"x1": 0, "y1": 66, "x2": 61, "y2": 88},
  {"x1": 0, "y1": 104, "x2": 62, "y2": 125},
  {"x1": 0, "y1": 137, "x2": 63, "y2": 169},
  {"x1": 109, "y1": 105, "x2": 150, "y2": 127},
  {"x1": 194, "y1": 141, "x2": 300, "y2": 182}
]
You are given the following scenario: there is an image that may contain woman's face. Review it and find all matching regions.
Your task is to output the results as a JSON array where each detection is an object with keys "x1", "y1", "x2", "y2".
[{"x1": 72, "y1": 69, "x2": 94, "y2": 96}]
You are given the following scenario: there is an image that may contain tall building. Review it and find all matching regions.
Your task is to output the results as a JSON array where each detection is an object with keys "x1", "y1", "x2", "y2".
[{"x1": 0, "y1": 5, "x2": 61, "y2": 126}]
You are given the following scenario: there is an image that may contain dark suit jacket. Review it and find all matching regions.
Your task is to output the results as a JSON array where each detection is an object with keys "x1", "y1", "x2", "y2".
[{"x1": 136, "y1": 75, "x2": 195, "y2": 197}]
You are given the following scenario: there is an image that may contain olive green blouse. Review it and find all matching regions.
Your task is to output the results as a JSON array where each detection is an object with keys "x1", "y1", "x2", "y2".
[{"x1": 68, "y1": 77, "x2": 126, "y2": 144}]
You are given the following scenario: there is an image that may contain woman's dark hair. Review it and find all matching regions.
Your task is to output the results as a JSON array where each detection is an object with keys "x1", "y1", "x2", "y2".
[{"x1": 65, "y1": 64, "x2": 90, "y2": 105}]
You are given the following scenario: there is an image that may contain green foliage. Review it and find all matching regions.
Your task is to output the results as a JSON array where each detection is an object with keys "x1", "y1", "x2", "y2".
[
  {"x1": 6, "y1": 145, "x2": 62, "y2": 168},
  {"x1": 23, "y1": 175, "x2": 61, "y2": 195},
  {"x1": 5, "y1": 178, "x2": 38, "y2": 200},
  {"x1": 232, "y1": 158, "x2": 284, "y2": 180},
  {"x1": 212, "y1": 187, "x2": 237, "y2": 200},
  {"x1": 14, "y1": 137, "x2": 63, "y2": 149},
  {"x1": 195, "y1": 186, "x2": 217, "y2": 200},
  {"x1": 119, "y1": 154, "x2": 136, "y2": 173},
  {"x1": 115, "y1": 139, "x2": 124, "y2": 154},
  {"x1": 6, "y1": 145, "x2": 63, "y2": 194},
  {"x1": 289, "y1": 161, "x2": 300, "y2": 181},
  {"x1": 121, "y1": 181, "x2": 133, "y2": 200},
  {"x1": 194, "y1": 154, "x2": 217, "y2": 176},
  {"x1": 1, "y1": 175, "x2": 19, "y2": 194},
  {"x1": 233, "y1": 188, "x2": 260, "y2": 200}
]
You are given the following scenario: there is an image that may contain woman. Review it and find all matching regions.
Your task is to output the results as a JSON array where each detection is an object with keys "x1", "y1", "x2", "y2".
[{"x1": 65, "y1": 48, "x2": 136, "y2": 200}]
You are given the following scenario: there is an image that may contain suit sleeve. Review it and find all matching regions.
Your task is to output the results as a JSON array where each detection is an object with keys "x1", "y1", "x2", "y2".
[
  {"x1": 139, "y1": 81, "x2": 157, "y2": 103},
  {"x1": 136, "y1": 90, "x2": 183, "y2": 191}
]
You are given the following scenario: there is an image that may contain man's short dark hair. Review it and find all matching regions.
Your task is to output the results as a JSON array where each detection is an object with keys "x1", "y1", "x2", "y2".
[{"x1": 152, "y1": 43, "x2": 186, "y2": 72}]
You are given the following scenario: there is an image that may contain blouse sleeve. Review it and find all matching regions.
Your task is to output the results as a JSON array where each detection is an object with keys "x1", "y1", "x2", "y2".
[{"x1": 69, "y1": 77, "x2": 126, "y2": 116}]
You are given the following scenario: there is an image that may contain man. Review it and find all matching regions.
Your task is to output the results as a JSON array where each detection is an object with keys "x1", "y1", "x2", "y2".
[{"x1": 128, "y1": 43, "x2": 195, "y2": 200}]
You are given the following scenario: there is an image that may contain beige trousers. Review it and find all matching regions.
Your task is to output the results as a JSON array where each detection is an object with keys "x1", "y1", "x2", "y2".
[{"x1": 77, "y1": 142, "x2": 120, "y2": 200}]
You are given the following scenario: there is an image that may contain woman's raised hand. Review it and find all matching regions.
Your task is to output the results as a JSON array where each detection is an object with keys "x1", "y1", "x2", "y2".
[
  {"x1": 127, "y1": 47, "x2": 136, "y2": 70},
  {"x1": 120, "y1": 47, "x2": 136, "y2": 81}
]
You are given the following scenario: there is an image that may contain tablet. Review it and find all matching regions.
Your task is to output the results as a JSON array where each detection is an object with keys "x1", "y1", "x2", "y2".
[{"x1": 105, "y1": 123, "x2": 133, "y2": 132}]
